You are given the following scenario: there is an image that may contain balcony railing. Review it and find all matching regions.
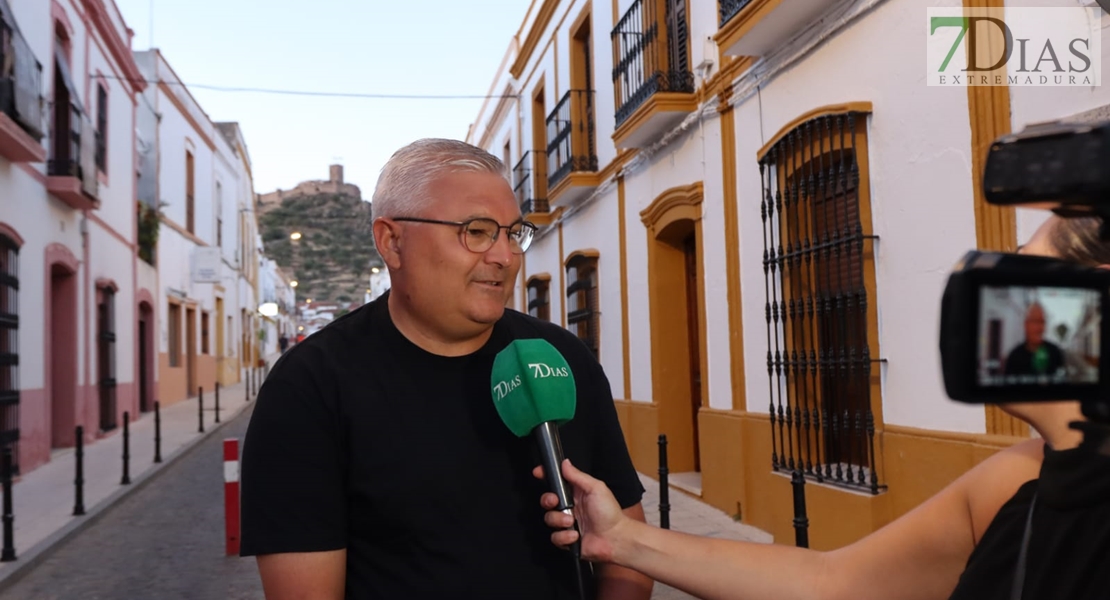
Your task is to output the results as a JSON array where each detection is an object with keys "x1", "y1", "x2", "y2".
[
  {"x1": 0, "y1": 15, "x2": 44, "y2": 142},
  {"x1": 513, "y1": 150, "x2": 549, "y2": 215},
  {"x1": 545, "y1": 90, "x2": 598, "y2": 191},
  {"x1": 48, "y1": 111, "x2": 98, "y2": 198},
  {"x1": 719, "y1": 0, "x2": 755, "y2": 28},
  {"x1": 611, "y1": 0, "x2": 694, "y2": 128}
]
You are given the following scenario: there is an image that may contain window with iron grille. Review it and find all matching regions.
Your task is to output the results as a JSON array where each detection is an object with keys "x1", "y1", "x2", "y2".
[
  {"x1": 0, "y1": 235, "x2": 19, "y2": 473},
  {"x1": 566, "y1": 255, "x2": 599, "y2": 356},
  {"x1": 758, "y1": 110, "x2": 884, "y2": 494},
  {"x1": 168, "y1": 302, "x2": 181, "y2": 367},
  {"x1": 94, "y1": 83, "x2": 106, "y2": 173},
  {"x1": 97, "y1": 286, "x2": 117, "y2": 431},
  {"x1": 527, "y1": 277, "x2": 550, "y2": 322}
]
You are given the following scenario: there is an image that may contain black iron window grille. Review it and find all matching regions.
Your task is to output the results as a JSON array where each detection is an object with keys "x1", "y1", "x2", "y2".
[
  {"x1": 566, "y1": 255, "x2": 599, "y2": 357},
  {"x1": 514, "y1": 150, "x2": 549, "y2": 215},
  {"x1": 759, "y1": 111, "x2": 883, "y2": 495},
  {"x1": 546, "y1": 89, "x2": 598, "y2": 191},
  {"x1": 0, "y1": 235, "x2": 19, "y2": 474},
  {"x1": 97, "y1": 287, "x2": 117, "y2": 432},
  {"x1": 94, "y1": 83, "x2": 106, "y2": 173},
  {"x1": 0, "y1": 5, "x2": 45, "y2": 142},
  {"x1": 719, "y1": 0, "x2": 755, "y2": 28},
  {"x1": 611, "y1": 0, "x2": 694, "y2": 129},
  {"x1": 528, "y1": 278, "x2": 551, "y2": 322}
]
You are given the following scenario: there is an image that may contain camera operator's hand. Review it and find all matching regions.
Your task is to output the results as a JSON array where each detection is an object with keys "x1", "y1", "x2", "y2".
[{"x1": 533, "y1": 458, "x2": 632, "y2": 563}]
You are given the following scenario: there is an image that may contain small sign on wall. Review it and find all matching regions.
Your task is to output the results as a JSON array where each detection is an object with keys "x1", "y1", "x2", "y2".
[{"x1": 194, "y1": 247, "x2": 222, "y2": 283}]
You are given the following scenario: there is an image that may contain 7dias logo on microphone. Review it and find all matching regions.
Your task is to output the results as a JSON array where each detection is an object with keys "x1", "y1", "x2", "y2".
[{"x1": 528, "y1": 363, "x2": 570, "y2": 378}]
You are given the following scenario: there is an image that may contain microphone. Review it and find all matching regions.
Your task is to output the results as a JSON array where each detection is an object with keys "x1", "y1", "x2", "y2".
[{"x1": 491, "y1": 339, "x2": 588, "y2": 599}]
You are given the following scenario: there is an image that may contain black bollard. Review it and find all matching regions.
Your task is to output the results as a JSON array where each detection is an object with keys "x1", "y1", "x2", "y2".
[
  {"x1": 247, "y1": 368, "x2": 253, "y2": 400},
  {"x1": 244, "y1": 371, "x2": 250, "y2": 402},
  {"x1": 215, "y1": 382, "x2": 221, "y2": 423},
  {"x1": 658, "y1": 434, "x2": 670, "y2": 530},
  {"x1": 73, "y1": 426, "x2": 85, "y2": 516},
  {"x1": 121, "y1": 411, "x2": 131, "y2": 485},
  {"x1": 791, "y1": 469, "x2": 810, "y2": 548},
  {"x1": 198, "y1": 387, "x2": 205, "y2": 433},
  {"x1": 154, "y1": 401, "x2": 162, "y2": 463},
  {"x1": 1, "y1": 446, "x2": 14, "y2": 561}
]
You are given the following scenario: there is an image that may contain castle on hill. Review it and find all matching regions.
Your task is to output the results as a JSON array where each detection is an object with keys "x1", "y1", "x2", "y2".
[{"x1": 255, "y1": 164, "x2": 363, "y2": 209}]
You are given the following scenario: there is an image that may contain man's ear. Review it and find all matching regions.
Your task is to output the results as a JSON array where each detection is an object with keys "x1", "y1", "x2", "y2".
[{"x1": 372, "y1": 218, "x2": 403, "y2": 270}]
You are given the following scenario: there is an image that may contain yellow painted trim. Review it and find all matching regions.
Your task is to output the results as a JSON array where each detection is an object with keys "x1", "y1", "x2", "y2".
[
  {"x1": 719, "y1": 103, "x2": 746, "y2": 411},
  {"x1": 478, "y1": 83, "x2": 517, "y2": 150},
  {"x1": 701, "y1": 56, "x2": 753, "y2": 105},
  {"x1": 757, "y1": 102, "x2": 874, "y2": 161},
  {"x1": 618, "y1": 176, "x2": 631, "y2": 402},
  {"x1": 511, "y1": 0, "x2": 562, "y2": 79},
  {"x1": 559, "y1": 223, "x2": 566, "y2": 327},
  {"x1": 612, "y1": 0, "x2": 618, "y2": 24},
  {"x1": 639, "y1": 182, "x2": 705, "y2": 228},
  {"x1": 564, "y1": 248, "x2": 601, "y2": 265},
  {"x1": 612, "y1": 92, "x2": 699, "y2": 148},
  {"x1": 527, "y1": 273, "x2": 552, "y2": 285},
  {"x1": 713, "y1": 0, "x2": 781, "y2": 56},
  {"x1": 963, "y1": 0, "x2": 1023, "y2": 437},
  {"x1": 641, "y1": 181, "x2": 706, "y2": 472},
  {"x1": 548, "y1": 171, "x2": 602, "y2": 205}
]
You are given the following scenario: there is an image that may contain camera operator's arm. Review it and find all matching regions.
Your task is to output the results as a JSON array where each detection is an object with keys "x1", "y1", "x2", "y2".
[{"x1": 540, "y1": 439, "x2": 1043, "y2": 600}]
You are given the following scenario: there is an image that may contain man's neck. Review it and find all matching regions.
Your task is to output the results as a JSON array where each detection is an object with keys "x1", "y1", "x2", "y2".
[{"x1": 387, "y1": 290, "x2": 493, "y2": 357}]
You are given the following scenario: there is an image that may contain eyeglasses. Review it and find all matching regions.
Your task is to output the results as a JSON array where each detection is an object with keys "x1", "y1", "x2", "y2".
[{"x1": 392, "y1": 217, "x2": 537, "y2": 254}]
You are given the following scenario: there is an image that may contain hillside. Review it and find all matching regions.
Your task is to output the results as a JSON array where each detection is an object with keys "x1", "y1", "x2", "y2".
[{"x1": 258, "y1": 191, "x2": 380, "y2": 305}]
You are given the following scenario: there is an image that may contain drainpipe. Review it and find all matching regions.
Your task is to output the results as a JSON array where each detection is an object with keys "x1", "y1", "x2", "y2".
[{"x1": 80, "y1": 210, "x2": 90, "y2": 440}]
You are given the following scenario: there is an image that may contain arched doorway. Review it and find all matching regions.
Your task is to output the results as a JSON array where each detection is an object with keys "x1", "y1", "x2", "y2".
[
  {"x1": 640, "y1": 183, "x2": 706, "y2": 479},
  {"x1": 47, "y1": 246, "x2": 79, "y2": 450},
  {"x1": 138, "y1": 301, "x2": 154, "y2": 413}
]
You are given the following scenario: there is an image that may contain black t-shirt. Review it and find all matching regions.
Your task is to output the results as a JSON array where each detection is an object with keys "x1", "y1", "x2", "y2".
[
  {"x1": 239, "y1": 292, "x2": 645, "y2": 599},
  {"x1": 948, "y1": 442, "x2": 1110, "y2": 599},
  {"x1": 1003, "y1": 341, "x2": 1065, "y2": 378}
]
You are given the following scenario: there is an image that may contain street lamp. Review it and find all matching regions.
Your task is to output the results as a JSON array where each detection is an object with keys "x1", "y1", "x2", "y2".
[
  {"x1": 371, "y1": 266, "x2": 380, "y2": 274},
  {"x1": 290, "y1": 231, "x2": 302, "y2": 241},
  {"x1": 290, "y1": 280, "x2": 298, "y2": 288}
]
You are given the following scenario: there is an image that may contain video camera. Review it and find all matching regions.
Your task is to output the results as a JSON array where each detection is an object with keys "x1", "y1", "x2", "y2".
[{"x1": 940, "y1": 118, "x2": 1110, "y2": 408}]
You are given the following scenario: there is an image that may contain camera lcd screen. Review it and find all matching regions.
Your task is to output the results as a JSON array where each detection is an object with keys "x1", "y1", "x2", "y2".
[{"x1": 978, "y1": 285, "x2": 1101, "y2": 387}]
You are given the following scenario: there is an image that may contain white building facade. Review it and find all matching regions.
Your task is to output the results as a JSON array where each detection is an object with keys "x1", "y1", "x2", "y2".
[
  {"x1": 134, "y1": 49, "x2": 261, "y2": 407},
  {"x1": 0, "y1": 0, "x2": 149, "y2": 475},
  {"x1": 467, "y1": 0, "x2": 1109, "y2": 548}
]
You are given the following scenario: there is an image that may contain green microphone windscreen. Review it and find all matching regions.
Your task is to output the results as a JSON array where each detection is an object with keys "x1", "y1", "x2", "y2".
[{"x1": 491, "y1": 339, "x2": 576, "y2": 437}]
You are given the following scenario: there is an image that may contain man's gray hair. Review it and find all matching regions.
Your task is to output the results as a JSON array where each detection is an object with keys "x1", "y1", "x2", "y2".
[{"x1": 370, "y1": 138, "x2": 512, "y2": 221}]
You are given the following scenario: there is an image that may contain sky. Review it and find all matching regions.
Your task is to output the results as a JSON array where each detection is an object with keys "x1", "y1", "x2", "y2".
[{"x1": 112, "y1": 0, "x2": 532, "y2": 200}]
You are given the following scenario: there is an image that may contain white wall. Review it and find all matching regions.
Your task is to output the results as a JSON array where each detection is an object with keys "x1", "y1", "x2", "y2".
[{"x1": 730, "y1": 0, "x2": 987, "y2": 433}]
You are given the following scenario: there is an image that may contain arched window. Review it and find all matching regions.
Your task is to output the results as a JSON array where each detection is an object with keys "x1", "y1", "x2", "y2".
[
  {"x1": 0, "y1": 233, "x2": 20, "y2": 471},
  {"x1": 526, "y1": 275, "x2": 550, "y2": 322},
  {"x1": 566, "y1": 253, "x2": 599, "y2": 356}
]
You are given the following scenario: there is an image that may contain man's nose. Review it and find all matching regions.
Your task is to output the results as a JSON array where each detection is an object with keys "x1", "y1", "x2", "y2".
[{"x1": 484, "y1": 231, "x2": 514, "y2": 265}]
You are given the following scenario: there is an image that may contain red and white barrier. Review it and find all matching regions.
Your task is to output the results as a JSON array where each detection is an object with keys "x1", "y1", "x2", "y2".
[{"x1": 224, "y1": 438, "x2": 240, "y2": 556}]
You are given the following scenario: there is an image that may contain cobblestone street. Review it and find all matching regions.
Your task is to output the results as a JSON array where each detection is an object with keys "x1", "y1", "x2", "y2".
[{"x1": 0, "y1": 405, "x2": 264, "y2": 600}]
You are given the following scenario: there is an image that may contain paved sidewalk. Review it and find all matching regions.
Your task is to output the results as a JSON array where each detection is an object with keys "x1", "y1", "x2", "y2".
[
  {"x1": 0, "y1": 377, "x2": 259, "y2": 592},
  {"x1": 637, "y1": 474, "x2": 774, "y2": 599}
]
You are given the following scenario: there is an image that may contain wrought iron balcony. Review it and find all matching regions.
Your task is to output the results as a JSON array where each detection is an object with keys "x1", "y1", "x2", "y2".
[
  {"x1": 611, "y1": 0, "x2": 694, "y2": 129},
  {"x1": 545, "y1": 90, "x2": 598, "y2": 194},
  {"x1": 47, "y1": 111, "x2": 98, "y2": 210},
  {"x1": 719, "y1": 0, "x2": 755, "y2": 28},
  {"x1": 513, "y1": 150, "x2": 549, "y2": 216},
  {"x1": 0, "y1": 14, "x2": 45, "y2": 163}
]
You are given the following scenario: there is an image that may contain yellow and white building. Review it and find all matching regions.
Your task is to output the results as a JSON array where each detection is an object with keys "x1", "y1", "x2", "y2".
[{"x1": 466, "y1": 0, "x2": 1110, "y2": 548}]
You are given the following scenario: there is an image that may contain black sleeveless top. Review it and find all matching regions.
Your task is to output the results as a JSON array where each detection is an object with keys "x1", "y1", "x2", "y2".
[{"x1": 948, "y1": 443, "x2": 1110, "y2": 599}]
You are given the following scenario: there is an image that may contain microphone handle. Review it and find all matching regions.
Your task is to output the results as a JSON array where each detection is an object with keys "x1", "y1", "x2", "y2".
[{"x1": 534, "y1": 421, "x2": 575, "y2": 511}]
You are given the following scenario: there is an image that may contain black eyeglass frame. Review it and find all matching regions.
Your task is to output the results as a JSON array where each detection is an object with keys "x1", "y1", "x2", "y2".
[{"x1": 392, "y1": 216, "x2": 537, "y2": 254}]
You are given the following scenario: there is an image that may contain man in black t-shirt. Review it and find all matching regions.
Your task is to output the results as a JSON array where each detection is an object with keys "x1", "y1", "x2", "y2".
[
  {"x1": 1003, "y1": 303, "x2": 1065, "y2": 379},
  {"x1": 239, "y1": 138, "x2": 652, "y2": 600}
]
